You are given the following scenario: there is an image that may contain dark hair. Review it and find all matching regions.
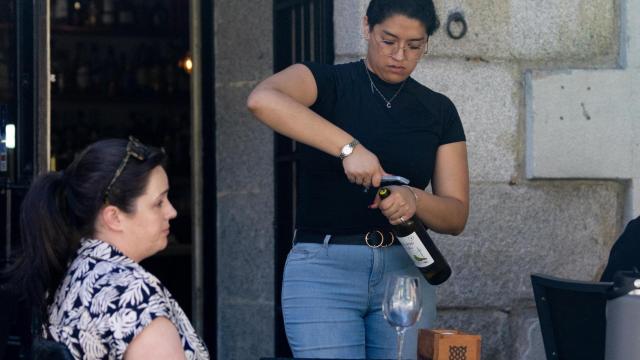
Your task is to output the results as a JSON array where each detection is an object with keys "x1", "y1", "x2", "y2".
[
  {"x1": 5, "y1": 138, "x2": 165, "y2": 324},
  {"x1": 366, "y1": 0, "x2": 440, "y2": 36}
]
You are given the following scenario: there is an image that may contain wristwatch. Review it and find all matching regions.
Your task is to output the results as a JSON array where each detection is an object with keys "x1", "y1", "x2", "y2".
[{"x1": 339, "y1": 139, "x2": 360, "y2": 160}]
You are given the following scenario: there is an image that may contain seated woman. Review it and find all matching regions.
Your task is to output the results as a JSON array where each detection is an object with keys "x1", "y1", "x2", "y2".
[
  {"x1": 7, "y1": 137, "x2": 208, "y2": 359},
  {"x1": 601, "y1": 216, "x2": 640, "y2": 282}
]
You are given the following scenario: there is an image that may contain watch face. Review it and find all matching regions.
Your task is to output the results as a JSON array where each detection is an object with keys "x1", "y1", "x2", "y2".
[{"x1": 341, "y1": 144, "x2": 353, "y2": 157}]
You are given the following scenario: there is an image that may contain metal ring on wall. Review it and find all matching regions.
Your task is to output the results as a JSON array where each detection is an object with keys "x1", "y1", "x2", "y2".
[{"x1": 446, "y1": 11, "x2": 468, "y2": 40}]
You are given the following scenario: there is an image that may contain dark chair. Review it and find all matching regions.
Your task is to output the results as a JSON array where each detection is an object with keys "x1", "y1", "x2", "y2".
[
  {"x1": 32, "y1": 338, "x2": 74, "y2": 360},
  {"x1": 531, "y1": 273, "x2": 613, "y2": 360}
]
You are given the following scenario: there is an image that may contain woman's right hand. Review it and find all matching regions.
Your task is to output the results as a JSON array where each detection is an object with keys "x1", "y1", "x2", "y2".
[{"x1": 342, "y1": 145, "x2": 387, "y2": 189}]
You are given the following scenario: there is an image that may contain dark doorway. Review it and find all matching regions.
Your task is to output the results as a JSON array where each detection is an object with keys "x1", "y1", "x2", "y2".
[
  {"x1": 50, "y1": 0, "x2": 195, "y2": 319},
  {"x1": 273, "y1": 0, "x2": 334, "y2": 356}
]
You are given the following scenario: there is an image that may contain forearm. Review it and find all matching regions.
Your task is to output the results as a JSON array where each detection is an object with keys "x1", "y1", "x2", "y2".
[
  {"x1": 248, "y1": 87, "x2": 352, "y2": 157},
  {"x1": 411, "y1": 187, "x2": 468, "y2": 235}
]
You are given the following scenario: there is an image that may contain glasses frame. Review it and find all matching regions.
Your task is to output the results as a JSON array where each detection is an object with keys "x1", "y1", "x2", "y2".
[
  {"x1": 103, "y1": 136, "x2": 149, "y2": 204},
  {"x1": 371, "y1": 32, "x2": 429, "y2": 61}
]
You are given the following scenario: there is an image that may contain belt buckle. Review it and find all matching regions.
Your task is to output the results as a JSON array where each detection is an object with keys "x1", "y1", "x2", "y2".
[{"x1": 365, "y1": 230, "x2": 395, "y2": 248}]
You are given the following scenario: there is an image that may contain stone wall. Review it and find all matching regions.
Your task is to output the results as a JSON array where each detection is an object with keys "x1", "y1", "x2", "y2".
[
  {"x1": 215, "y1": 0, "x2": 275, "y2": 359},
  {"x1": 214, "y1": 0, "x2": 635, "y2": 358},
  {"x1": 334, "y1": 0, "x2": 629, "y2": 358}
]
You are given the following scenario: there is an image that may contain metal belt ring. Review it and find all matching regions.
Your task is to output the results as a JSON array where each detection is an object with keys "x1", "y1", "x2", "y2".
[
  {"x1": 381, "y1": 232, "x2": 395, "y2": 247},
  {"x1": 365, "y1": 230, "x2": 385, "y2": 248}
]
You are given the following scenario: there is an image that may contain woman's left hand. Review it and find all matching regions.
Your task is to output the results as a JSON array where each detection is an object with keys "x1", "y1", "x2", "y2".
[{"x1": 370, "y1": 185, "x2": 417, "y2": 225}]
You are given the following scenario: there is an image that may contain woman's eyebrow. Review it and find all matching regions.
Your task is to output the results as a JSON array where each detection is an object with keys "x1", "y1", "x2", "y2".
[
  {"x1": 382, "y1": 29, "x2": 425, "y2": 42},
  {"x1": 154, "y1": 189, "x2": 169, "y2": 201}
]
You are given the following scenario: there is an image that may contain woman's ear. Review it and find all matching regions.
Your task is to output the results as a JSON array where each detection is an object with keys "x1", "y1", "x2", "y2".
[
  {"x1": 362, "y1": 16, "x2": 370, "y2": 40},
  {"x1": 99, "y1": 205, "x2": 124, "y2": 232}
]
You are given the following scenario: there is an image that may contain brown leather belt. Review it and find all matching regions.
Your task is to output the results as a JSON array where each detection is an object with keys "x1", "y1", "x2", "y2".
[{"x1": 294, "y1": 229, "x2": 398, "y2": 248}]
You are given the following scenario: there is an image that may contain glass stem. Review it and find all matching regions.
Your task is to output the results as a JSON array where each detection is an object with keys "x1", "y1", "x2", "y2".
[{"x1": 396, "y1": 327, "x2": 406, "y2": 360}]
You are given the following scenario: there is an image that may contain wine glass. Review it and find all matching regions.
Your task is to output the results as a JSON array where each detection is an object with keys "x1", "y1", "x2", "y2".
[{"x1": 382, "y1": 275, "x2": 422, "y2": 360}]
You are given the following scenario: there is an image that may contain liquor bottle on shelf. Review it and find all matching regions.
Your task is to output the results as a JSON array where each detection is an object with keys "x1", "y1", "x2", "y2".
[
  {"x1": 73, "y1": 42, "x2": 90, "y2": 93},
  {"x1": 116, "y1": 0, "x2": 136, "y2": 29},
  {"x1": 52, "y1": 0, "x2": 69, "y2": 25},
  {"x1": 0, "y1": 34, "x2": 9, "y2": 96},
  {"x1": 103, "y1": 46, "x2": 119, "y2": 97},
  {"x1": 118, "y1": 51, "x2": 135, "y2": 96},
  {"x1": 378, "y1": 187, "x2": 452, "y2": 285},
  {"x1": 69, "y1": 0, "x2": 87, "y2": 27},
  {"x1": 163, "y1": 46, "x2": 176, "y2": 95},
  {"x1": 0, "y1": 104, "x2": 8, "y2": 174},
  {"x1": 86, "y1": 0, "x2": 99, "y2": 27},
  {"x1": 51, "y1": 49, "x2": 69, "y2": 95},
  {"x1": 134, "y1": 43, "x2": 150, "y2": 94},
  {"x1": 101, "y1": 0, "x2": 115, "y2": 27},
  {"x1": 151, "y1": 0, "x2": 169, "y2": 30},
  {"x1": 89, "y1": 43, "x2": 102, "y2": 92},
  {"x1": 148, "y1": 45, "x2": 163, "y2": 94}
]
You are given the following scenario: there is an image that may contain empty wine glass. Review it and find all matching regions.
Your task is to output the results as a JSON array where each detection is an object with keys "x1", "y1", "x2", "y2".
[{"x1": 382, "y1": 275, "x2": 422, "y2": 360}]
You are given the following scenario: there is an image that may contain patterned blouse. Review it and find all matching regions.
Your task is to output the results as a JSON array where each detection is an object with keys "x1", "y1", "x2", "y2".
[{"x1": 45, "y1": 239, "x2": 209, "y2": 359}]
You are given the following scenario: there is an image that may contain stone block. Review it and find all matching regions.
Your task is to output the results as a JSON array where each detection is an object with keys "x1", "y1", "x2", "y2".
[
  {"x1": 433, "y1": 182, "x2": 622, "y2": 308},
  {"x1": 509, "y1": 308, "x2": 546, "y2": 360},
  {"x1": 414, "y1": 59, "x2": 519, "y2": 182},
  {"x1": 334, "y1": 0, "x2": 368, "y2": 58},
  {"x1": 217, "y1": 190, "x2": 274, "y2": 304},
  {"x1": 215, "y1": 0, "x2": 273, "y2": 83},
  {"x1": 434, "y1": 309, "x2": 510, "y2": 360},
  {"x1": 334, "y1": 0, "x2": 618, "y2": 64},
  {"x1": 218, "y1": 302, "x2": 275, "y2": 360},
  {"x1": 432, "y1": 0, "x2": 618, "y2": 64},
  {"x1": 526, "y1": 69, "x2": 637, "y2": 179},
  {"x1": 216, "y1": 84, "x2": 274, "y2": 193}
]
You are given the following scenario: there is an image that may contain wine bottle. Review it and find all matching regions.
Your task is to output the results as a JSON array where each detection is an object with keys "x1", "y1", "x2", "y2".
[
  {"x1": 378, "y1": 187, "x2": 452, "y2": 285},
  {"x1": 0, "y1": 104, "x2": 8, "y2": 173}
]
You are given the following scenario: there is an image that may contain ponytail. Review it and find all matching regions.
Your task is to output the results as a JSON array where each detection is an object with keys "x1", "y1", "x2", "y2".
[{"x1": 6, "y1": 171, "x2": 80, "y2": 321}]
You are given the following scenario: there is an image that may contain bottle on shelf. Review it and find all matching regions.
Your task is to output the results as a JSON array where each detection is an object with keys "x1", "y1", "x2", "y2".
[
  {"x1": 151, "y1": 0, "x2": 169, "y2": 30},
  {"x1": 52, "y1": 0, "x2": 69, "y2": 25},
  {"x1": 51, "y1": 48, "x2": 69, "y2": 95},
  {"x1": 378, "y1": 187, "x2": 452, "y2": 285},
  {"x1": 101, "y1": 0, "x2": 115, "y2": 27},
  {"x1": 0, "y1": 104, "x2": 7, "y2": 174},
  {"x1": 103, "y1": 45, "x2": 119, "y2": 97},
  {"x1": 116, "y1": 0, "x2": 136, "y2": 29},
  {"x1": 89, "y1": 43, "x2": 102, "y2": 92},
  {"x1": 73, "y1": 42, "x2": 90, "y2": 93},
  {"x1": 134, "y1": 43, "x2": 151, "y2": 94},
  {"x1": 0, "y1": 33, "x2": 9, "y2": 97},
  {"x1": 69, "y1": 0, "x2": 87, "y2": 27},
  {"x1": 86, "y1": 0, "x2": 99, "y2": 27}
]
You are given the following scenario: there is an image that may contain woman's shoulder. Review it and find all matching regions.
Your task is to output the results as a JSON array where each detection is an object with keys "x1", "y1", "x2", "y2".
[
  {"x1": 300, "y1": 60, "x2": 362, "y2": 79},
  {"x1": 407, "y1": 78, "x2": 455, "y2": 106}
]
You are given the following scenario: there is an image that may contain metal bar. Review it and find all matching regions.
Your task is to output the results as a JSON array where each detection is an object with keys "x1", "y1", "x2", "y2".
[
  {"x1": 189, "y1": 0, "x2": 204, "y2": 336},
  {"x1": 35, "y1": 0, "x2": 50, "y2": 174},
  {"x1": 5, "y1": 187, "x2": 11, "y2": 261}
]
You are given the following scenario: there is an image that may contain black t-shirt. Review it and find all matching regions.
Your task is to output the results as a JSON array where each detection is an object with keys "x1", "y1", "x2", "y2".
[{"x1": 296, "y1": 60, "x2": 465, "y2": 234}]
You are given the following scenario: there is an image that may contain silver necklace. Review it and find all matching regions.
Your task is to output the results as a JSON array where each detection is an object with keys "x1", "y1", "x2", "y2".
[{"x1": 363, "y1": 59, "x2": 406, "y2": 109}]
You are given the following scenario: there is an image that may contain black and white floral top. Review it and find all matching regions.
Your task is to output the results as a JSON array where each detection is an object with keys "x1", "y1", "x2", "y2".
[{"x1": 45, "y1": 239, "x2": 209, "y2": 359}]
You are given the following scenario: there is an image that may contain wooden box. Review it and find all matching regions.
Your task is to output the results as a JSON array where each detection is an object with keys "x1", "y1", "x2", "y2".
[{"x1": 418, "y1": 329, "x2": 481, "y2": 360}]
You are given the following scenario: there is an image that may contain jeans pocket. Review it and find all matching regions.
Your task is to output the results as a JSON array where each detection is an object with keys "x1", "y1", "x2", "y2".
[{"x1": 287, "y1": 242, "x2": 324, "y2": 262}]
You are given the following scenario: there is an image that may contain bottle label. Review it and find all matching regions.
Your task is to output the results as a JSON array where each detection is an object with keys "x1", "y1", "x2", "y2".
[
  {"x1": 0, "y1": 142, "x2": 6, "y2": 172},
  {"x1": 397, "y1": 232, "x2": 435, "y2": 268}
]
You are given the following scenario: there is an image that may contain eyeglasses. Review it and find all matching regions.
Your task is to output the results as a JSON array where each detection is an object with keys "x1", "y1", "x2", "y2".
[
  {"x1": 103, "y1": 136, "x2": 149, "y2": 204},
  {"x1": 372, "y1": 33, "x2": 428, "y2": 61}
]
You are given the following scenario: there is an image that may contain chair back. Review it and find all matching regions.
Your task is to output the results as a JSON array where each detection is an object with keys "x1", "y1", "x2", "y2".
[{"x1": 531, "y1": 273, "x2": 613, "y2": 360}]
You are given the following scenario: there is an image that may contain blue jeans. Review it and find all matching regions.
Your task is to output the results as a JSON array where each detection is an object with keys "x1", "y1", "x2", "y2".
[{"x1": 282, "y1": 236, "x2": 436, "y2": 359}]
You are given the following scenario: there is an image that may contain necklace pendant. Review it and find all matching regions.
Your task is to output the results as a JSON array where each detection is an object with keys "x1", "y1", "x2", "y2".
[{"x1": 386, "y1": 102, "x2": 392, "y2": 109}]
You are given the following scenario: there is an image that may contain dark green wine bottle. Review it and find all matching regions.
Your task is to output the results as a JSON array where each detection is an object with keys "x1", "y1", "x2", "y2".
[{"x1": 378, "y1": 187, "x2": 452, "y2": 285}]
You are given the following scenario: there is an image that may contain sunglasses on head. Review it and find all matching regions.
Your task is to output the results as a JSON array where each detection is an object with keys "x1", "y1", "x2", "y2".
[{"x1": 103, "y1": 136, "x2": 150, "y2": 204}]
